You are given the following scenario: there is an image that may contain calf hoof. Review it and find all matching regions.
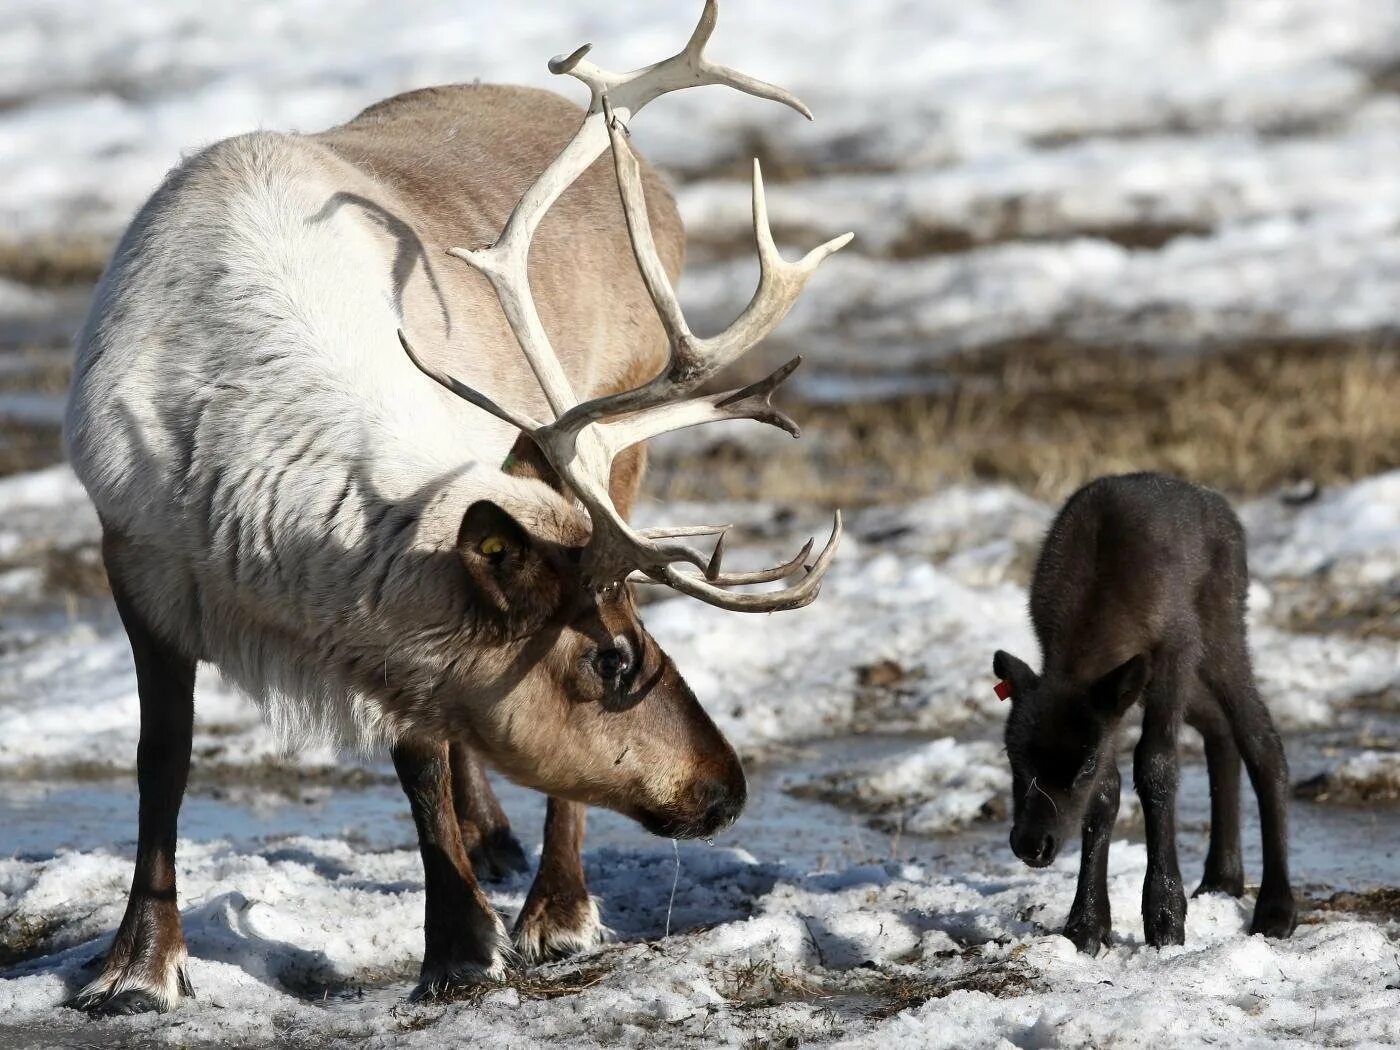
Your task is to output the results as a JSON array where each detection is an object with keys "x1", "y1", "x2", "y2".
[
  {"x1": 514, "y1": 893, "x2": 605, "y2": 963},
  {"x1": 1249, "y1": 891, "x2": 1298, "y2": 939},
  {"x1": 468, "y1": 829, "x2": 531, "y2": 882},
  {"x1": 1193, "y1": 871, "x2": 1245, "y2": 899},
  {"x1": 1062, "y1": 912, "x2": 1111, "y2": 955},
  {"x1": 1143, "y1": 875, "x2": 1187, "y2": 948}
]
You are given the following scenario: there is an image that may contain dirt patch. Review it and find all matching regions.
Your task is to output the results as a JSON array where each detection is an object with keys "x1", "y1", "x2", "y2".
[
  {"x1": 1309, "y1": 887, "x2": 1400, "y2": 922},
  {"x1": 0, "y1": 913, "x2": 65, "y2": 969},
  {"x1": 1271, "y1": 580, "x2": 1400, "y2": 641},
  {"x1": 647, "y1": 340, "x2": 1400, "y2": 506},
  {"x1": 1294, "y1": 761, "x2": 1400, "y2": 806}
]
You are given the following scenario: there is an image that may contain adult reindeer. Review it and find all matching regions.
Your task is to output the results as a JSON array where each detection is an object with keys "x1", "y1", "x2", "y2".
[{"x1": 64, "y1": 1, "x2": 849, "y2": 1013}]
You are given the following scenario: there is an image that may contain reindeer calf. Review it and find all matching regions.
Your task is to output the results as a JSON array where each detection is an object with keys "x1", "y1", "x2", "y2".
[{"x1": 993, "y1": 472, "x2": 1296, "y2": 951}]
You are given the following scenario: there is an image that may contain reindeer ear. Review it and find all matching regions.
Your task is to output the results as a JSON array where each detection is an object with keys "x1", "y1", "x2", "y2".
[
  {"x1": 459, "y1": 501, "x2": 533, "y2": 567},
  {"x1": 458, "y1": 500, "x2": 553, "y2": 617},
  {"x1": 1091, "y1": 654, "x2": 1150, "y2": 718},
  {"x1": 992, "y1": 650, "x2": 1039, "y2": 700}
]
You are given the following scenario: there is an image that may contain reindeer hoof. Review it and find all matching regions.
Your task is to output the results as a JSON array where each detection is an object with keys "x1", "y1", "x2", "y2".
[
  {"x1": 469, "y1": 829, "x2": 531, "y2": 882},
  {"x1": 1062, "y1": 913, "x2": 1111, "y2": 955},
  {"x1": 409, "y1": 960, "x2": 507, "y2": 1004},
  {"x1": 67, "y1": 983, "x2": 181, "y2": 1016},
  {"x1": 514, "y1": 894, "x2": 605, "y2": 963},
  {"x1": 1249, "y1": 891, "x2": 1298, "y2": 939}
]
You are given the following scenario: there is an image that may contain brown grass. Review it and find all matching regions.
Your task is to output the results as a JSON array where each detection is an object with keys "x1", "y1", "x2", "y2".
[
  {"x1": 0, "y1": 418, "x2": 62, "y2": 477},
  {"x1": 647, "y1": 340, "x2": 1400, "y2": 506},
  {"x1": 0, "y1": 235, "x2": 109, "y2": 288}
]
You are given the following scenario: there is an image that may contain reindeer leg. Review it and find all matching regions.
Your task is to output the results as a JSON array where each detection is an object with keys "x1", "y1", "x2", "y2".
[
  {"x1": 1134, "y1": 658, "x2": 1187, "y2": 948},
  {"x1": 1063, "y1": 763, "x2": 1120, "y2": 953},
  {"x1": 1206, "y1": 661, "x2": 1297, "y2": 937},
  {"x1": 393, "y1": 737, "x2": 509, "y2": 998},
  {"x1": 67, "y1": 573, "x2": 195, "y2": 1014},
  {"x1": 450, "y1": 743, "x2": 528, "y2": 880},
  {"x1": 1186, "y1": 695, "x2": 1245, "y2": 898},
  {"x1": 514, "y1": 798, "x2": 603, "y2": 962}
]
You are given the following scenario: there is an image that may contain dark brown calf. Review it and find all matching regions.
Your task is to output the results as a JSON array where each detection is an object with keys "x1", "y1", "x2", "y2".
[{"x1": 993, "y1": 472, "x2": 1296, "y2": 951}]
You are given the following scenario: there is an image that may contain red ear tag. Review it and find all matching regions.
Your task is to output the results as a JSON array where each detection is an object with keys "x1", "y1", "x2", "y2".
[{"x1": 994, "y1": 680, "x2": 1012, "y2": 701}]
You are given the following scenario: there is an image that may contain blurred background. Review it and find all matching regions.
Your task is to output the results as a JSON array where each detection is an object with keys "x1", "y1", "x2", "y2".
[
  {"x1": 1, "y1": 0, "x2": 1398, "y2": 1037},
  {"x1": 2, "y1": 0, "x2": 1397, "y2": 498}
]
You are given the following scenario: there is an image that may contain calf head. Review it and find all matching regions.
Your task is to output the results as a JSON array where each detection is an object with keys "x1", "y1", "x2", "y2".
[
  {"x1": 446, "y1": 489, "x2": 745, "y2": 841},
  {"x1": 993, "y1": 650, "x2": 1149, "y2": 867}
]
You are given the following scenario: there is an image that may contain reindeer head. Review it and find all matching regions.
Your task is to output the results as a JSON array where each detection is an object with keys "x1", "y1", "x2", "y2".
[
  {"x1": 400, "y1": 1, "x2": 851, "y2": 838},
  {"x1": 995, "y1": 650, "x2": 1149, "y2": 867}
]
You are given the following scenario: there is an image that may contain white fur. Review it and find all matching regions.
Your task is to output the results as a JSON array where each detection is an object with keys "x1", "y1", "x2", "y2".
[
  {"x1": 65, "y1": 130, "x2": 560, "y2": 751},
  {"x1": 414, "y1": 909, "x2": 514, "y2": 1000},
  {"x1": 513, "y1": 895, "x2": 607, "y2": 963},
  {"x1": 71, "y1": 944, "x2": 192, "y2": 1013}
]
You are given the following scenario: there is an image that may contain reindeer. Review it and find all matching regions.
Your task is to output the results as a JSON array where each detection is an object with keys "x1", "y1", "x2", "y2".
[
  {"x1": 993, "y1": 473, "x2": 1296, "y2": 952},
  {"x1": 62, "y1": 2, "x2": 849, "y2": 1013}
]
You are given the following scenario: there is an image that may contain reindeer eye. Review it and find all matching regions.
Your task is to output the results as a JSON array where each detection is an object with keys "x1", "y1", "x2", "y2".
[{"x1": 592, "y1": 640, "x2": 634, "y2": 682}]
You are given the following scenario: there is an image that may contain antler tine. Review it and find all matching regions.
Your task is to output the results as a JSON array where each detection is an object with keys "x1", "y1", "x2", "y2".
[
  {"x1": 551, "y1": 111, "x2": 851, "y2": 438},
  {"x1": 555, "y1": 0, "x2": 813, "y2": 122},
  {"x1": 404, "y1": 3, "x2": 845, "y2": 603},
  {"x1": 647, "y1": 513, "x2": 841, "y2": 612},
  {"x1": 399, "y1": 329, "x2": 544, "y2": 433}
]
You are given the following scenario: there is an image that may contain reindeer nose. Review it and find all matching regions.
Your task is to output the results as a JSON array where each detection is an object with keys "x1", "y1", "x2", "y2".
[
  {"x1": 694, "y1": 771, "x2": 747, "y2": 837},
  {"x1": 641, "y1": 765, "x2": 748, "y2": 840},
  {"x1": 1011, "y1": 828, "x2": 1058, "y2": 868}
]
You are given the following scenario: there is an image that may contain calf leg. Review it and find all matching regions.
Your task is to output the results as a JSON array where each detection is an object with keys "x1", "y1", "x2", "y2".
[
  {"x1": 68, "y1": 582, "x2": 195, "y2": 1015},
  {"x1": 1206, "y1": 664, "x2": 1297, "y2": 937},
  {"x1": 1134, "y1": 667, "x2": 1187, "y2": 947},
  {"x1": 1186, "y1": 696, "x2": 1245, "y2": 898},
  {"x1": 514, "y1": 799, "x2": 603, "y2": 962},
  {"x1": 449, "y1": 743, "x2": 528, "y2": 880},
  {"x1": 392, "y1": 738, "x2": 508, "y2": 999},
  {"x1": 1063, "y1": 763, "x2": 1121, "y2": 953}
]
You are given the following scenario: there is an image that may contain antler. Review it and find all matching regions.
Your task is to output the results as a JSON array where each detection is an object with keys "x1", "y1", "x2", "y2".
[{"x1": 400, "y1": 0, "x2": 850, "y2": 610}]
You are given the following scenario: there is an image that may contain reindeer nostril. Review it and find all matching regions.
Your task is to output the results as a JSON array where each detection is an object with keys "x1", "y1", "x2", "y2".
[{"x1": 1012, "y1": 828, "x2": 1058, "y2": 868}]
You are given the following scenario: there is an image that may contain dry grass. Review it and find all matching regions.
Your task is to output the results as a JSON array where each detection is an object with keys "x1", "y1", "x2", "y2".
[
  {"x1": 0, "y1": 418, "x2": 62, "y2": 477},
  {"x1": 864, "y1": 966, "x2": 1040, "y2": 1019},
  {"x1": 647, "y1": 340, "x2": 1400, "y2": 506},
  {"x1": 0, "y1": 235, "x2": 109, "y2": 288}
]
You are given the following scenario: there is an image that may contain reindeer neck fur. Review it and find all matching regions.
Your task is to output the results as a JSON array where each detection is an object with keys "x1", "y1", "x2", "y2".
[{"x1": 65, "y1": 84, "x2": 681, "y2": 750}]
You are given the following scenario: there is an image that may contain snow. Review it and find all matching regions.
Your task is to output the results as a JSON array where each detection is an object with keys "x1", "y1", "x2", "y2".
[
  {"x1": 2, "y1": 838, "x2": 1398, "y2": 1047},
  {"x1": 1, "y1": 467, "x2": 1398, "y2": 1044},
  {"x1": 794, "y1": 737, "x2": 1011, "y2": 836},
  {"x1": 3, "y1": 0, "x2": 1400, "y2": 1043},
  {"x1": 1245, "y1": 472, "x2": 1400, "y2": 586}
]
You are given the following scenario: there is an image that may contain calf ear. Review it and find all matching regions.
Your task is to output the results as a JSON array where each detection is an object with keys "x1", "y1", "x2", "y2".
[
  {"x1": 992, "y1": 650, "x2": 1039, "y2": 699},
  {"x1": 1092, "y1": 654, "x2": 1150, "y2": 717}
]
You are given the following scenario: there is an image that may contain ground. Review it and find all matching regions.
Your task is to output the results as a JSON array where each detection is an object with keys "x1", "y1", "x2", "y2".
[{"x1": 1, "y1": 1, "x2": 1399, "y2": 1047}]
